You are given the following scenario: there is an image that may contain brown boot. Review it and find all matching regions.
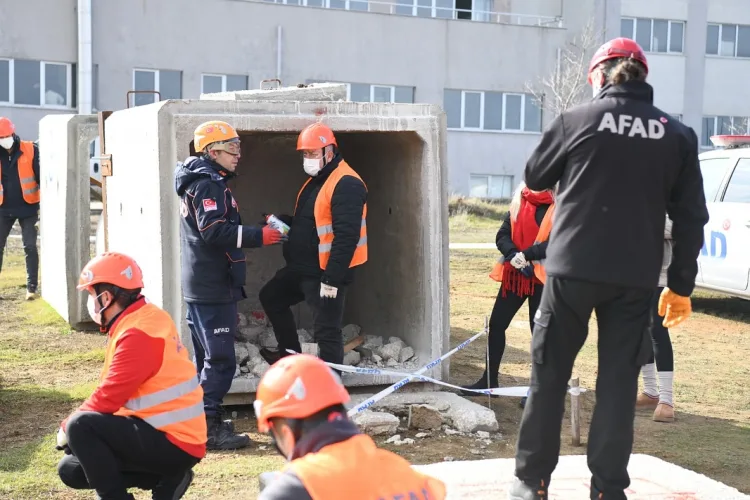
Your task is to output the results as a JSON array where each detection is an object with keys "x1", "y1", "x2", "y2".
[
  {"x1": 653, "y1": 403, "x2": 675, "y2": 423},
  {"x1": 636, "y1": 392, "x2": 659, "y2": 409}
]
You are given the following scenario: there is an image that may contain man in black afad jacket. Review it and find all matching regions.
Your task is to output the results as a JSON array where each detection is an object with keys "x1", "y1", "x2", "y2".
[
  {"x1": 0, "y1": 117, "x2": 41, "y2": 301},
  {"x1": 259, "y1": 123, "x2": 367, "y2": 368},
  {"x1": 174, "y1": 120, "x2": 286, "y2": 451},
  {"x1": 509, "y1": 38, "x2": 709, "y2": 500}
]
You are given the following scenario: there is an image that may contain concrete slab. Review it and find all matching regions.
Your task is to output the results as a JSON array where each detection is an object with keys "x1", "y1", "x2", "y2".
[
  {"x1": 348, "y1": 391, "x2": 498, "y2": 433},
  {"x1": 102, "y1": 99, "x2": 450, "y2": 391},
  {"x1": 200, "y1": 82, "x2": 348, "y2": 102},
  {"x1": 413, "y1": 454, "x2": 749, "y2": 499},
  {"x1": 38, "y1": 114, "x2": 98, "y2": 327}
]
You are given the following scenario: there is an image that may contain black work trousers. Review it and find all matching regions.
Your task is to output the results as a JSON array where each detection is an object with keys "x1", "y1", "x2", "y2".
[
  {"x1": 57, "y1": 411, "x2": 201, "y2": 500},
  {"x1": 514, "y1": 276, "x2": 654, "y2": 500},
  {"x1": 259, "y1": 266, "x2": 347, "y2": 365},
  {"x1": 0, "y1": 214, "x2": 38, "y2": 291},
  {"x1": 485, "y1": 284, "x2": 544, "y2": 385}
]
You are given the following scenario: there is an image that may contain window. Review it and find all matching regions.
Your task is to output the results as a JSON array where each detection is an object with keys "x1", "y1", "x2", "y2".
[
  {"x1": 264, "y1": 0, "x2": 367, "y2": 9},
  {"x1": 469, "y1": 174, "x2": 514, "y2": 199},
  {"x1": 201, "y1": 74, "x2": 248, "y2": 94},
  {"x1": 701, "y1": 116, "x2": 750, "y2": 147},
  {"x1": 722, "y1": 159, "x2": 750, "y2": 203},
  {"x1": 621, "y1": 17, "x2": 684, "y2": 53},
  {"x1": 347, "y1": 83, "x2": 414, "y2": 103},
  {"x1": 699, "y1": 158, "x2": 733, "y2": 202},
  {"x1": 395, "y1": 0, "x2": 453, "y2": 19},
  {"x1": 132, "y1": 69, "x2": 182, "y2": 106},
  {"x1": 0, "y1": 58, "x2": 74, "y2": 108},
  {"x1": 706, "y1": 23, "x2": 750, "y2": 57},
  {"x1": 443, "y1": 89, "x2": 542, "y2": 132}
]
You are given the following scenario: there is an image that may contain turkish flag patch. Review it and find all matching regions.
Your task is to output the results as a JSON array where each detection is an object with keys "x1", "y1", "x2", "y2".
[{"x1": 203, "y1": 198, "x2": 218, "y2": 212}]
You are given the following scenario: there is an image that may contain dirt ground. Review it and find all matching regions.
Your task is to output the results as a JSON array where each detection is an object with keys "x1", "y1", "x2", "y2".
[{"x1": 1, "y1": 227, "x2": 750, "y2": 498}]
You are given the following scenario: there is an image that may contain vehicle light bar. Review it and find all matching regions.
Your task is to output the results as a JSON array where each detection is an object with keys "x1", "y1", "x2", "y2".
[{"x1": 709, "y1": 135, "x2": 750, "y2": 149}]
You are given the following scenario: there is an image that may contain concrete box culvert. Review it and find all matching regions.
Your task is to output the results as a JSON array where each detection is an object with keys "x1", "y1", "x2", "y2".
[
  {"x1": 38, "y1": 114, "x2": 99, "y2": 328},
  {"x1": 102, "y1": 99, "x2": 450, "y2": 395}
]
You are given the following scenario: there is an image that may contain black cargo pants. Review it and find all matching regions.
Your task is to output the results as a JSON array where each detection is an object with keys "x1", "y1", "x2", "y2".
[{"x1": 514, "y1": 276, "x2": 654, "y2": 500}]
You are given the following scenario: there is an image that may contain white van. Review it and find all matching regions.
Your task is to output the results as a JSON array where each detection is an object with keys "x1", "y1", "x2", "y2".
[{"x1": 695, "y1": 135, "x2": 750, "y2": 299}]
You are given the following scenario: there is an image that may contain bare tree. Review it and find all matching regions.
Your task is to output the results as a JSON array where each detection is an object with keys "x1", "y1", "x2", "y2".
[{"x1": 525, "y1": 19, "x2": 603, "y2": 117}]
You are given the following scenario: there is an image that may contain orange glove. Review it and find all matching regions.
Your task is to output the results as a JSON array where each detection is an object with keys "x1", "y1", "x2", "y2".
[
  {"x1": 657, "y1": 288, "x2": 692, "y2": 328},
  {"x1": 262, "y1": 226, "x2": 286, "y2": 246}
]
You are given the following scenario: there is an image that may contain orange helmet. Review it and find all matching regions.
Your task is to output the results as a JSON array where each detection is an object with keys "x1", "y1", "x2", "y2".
[
  {"x1": 0, "y1": 117, "x2": 15, "y2": 137},
  {"x1": 194, "y1": 120, "x2": 239, "y2": 153},
  {"x1": 254, "y1": 354, "x2": 350, "y2": 433},
  {"x1": 297, "y1": 123, "x2": 337, "y2": 151},
  {"x1": 77, "y1": 252, "x2": 145, "y2": 291}
]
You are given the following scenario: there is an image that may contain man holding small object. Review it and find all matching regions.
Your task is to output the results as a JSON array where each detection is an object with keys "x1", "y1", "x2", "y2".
[{"x1": 259, "y1": 123, "x2": 368, "y2": 367}]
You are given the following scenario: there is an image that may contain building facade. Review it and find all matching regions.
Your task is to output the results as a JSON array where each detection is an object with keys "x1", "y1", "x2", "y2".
[{"x1": 1, "y1": 0, "x2": 747, "y2": 197}]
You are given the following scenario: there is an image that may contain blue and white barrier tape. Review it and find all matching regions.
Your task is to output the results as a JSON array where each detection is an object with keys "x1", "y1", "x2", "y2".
[{"x1": 324, "y1": 360, "x2": 530, "y2": 398}]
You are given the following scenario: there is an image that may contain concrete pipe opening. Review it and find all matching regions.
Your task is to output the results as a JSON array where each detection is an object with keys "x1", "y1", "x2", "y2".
[{"x1": 228, "y1": 130, "x2": 432, "y2": 393}]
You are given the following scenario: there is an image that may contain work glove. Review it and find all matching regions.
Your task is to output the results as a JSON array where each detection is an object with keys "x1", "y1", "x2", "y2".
[
  {"x1": 657, "y1": 288, "x2": 692, "y2": 328},
  {"x1": 262, "y1": 226, "x2": 287, "y2": 246},
  {"x1": 320, "y1": 283, "x2": 338, "y2": 299},
  {"x1": 520, "y1": 264, "x2": 534, "y2": 278},
  {"x1": 510, "y1": 252, "x2": 528, "y2": 270},
  {"x1": 55, "y1": 427, "x2": 71, "y2": 454}
]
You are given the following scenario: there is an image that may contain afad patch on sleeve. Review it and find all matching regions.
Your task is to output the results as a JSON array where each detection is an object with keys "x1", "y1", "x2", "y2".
[{"x1": 203, "y1": 198, "x2": 218, "y2": 212}]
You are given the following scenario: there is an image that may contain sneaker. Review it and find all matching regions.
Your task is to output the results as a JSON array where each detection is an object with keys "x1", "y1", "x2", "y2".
[
  {"x1": 635, "y1": 392, "x2": 659, "y2": 409},
  {"x1": 207, "y1": 418, "x2": 251, "y2": 451},
  {"x1": 508, "y1": 478, "x2": 548, "y2": 499},
  {"x1": 25, "y1": 290, "x2": 37, "y2": 301},
  {"x1": 152, "y1": 469, "x2": 194, "y2": 500},
  {"x1": 653, "y1": 402, "x2": 675, "y2": 423}
]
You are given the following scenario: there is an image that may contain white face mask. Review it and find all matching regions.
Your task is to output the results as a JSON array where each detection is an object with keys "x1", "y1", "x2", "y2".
[
  {"x1": 0, "y1": 137, "x2": 14, "y2": 150},
  {"x1": 87, "y1": 292, "x2": 108, "y2": 325},
  {"x1": 303, "y1": 158, "x2": 322, "y2": 177},
  {"x1": 592, "y1": 84, "x2": 602, "y2": 98}
]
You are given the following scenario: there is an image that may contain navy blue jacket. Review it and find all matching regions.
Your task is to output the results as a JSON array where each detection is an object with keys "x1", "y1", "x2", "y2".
[
  {"x1": 174, "y1": 156, "x2": 263, "y2": 304},
  {"x1": 0, "y1": 135, "x2": 41, "y2": 218}
]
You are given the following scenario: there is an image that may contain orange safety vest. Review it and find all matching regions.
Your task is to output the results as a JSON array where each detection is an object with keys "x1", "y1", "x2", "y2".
[
  {"x1": 102, "y1": 303, "x2": 207, "y2": 446},
  {"x1": 0, "y1": 141, "x2": 40, "y2": 206},
  {"x1": 287, "y1": 434, "x2": 447, "y2": 500},
  {"x1": 489, "y1": 204, "x2": 555, "y2": 284},
  {"x1": 295, "y1": 160, "x2": 368, "y2": 270}
]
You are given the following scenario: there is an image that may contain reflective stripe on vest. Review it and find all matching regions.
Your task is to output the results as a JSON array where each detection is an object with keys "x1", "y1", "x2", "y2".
[
  {"x1": 103, "y1": 303, "x2": 207, "y2": 446},
  {"x1": 124, "y1": 376, "x2": 200, "y2": 411},
  {"x1": 0, "y1": 141, "x2": 39, "y2": 206},
  {"x1": 289, "y1": 434, "x2": 447, "y2": 500},
  {"x1": 294, "y1": 160, "x2": 368, "y2": 270}
]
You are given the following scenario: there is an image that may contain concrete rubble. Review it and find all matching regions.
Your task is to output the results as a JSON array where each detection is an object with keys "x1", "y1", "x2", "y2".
[
  {"x1": 232, "y1": 312, "x2": 422, "y2": 381},
  {"x1": 348, "y1": 391, "x2": 499, "y2": 434}
]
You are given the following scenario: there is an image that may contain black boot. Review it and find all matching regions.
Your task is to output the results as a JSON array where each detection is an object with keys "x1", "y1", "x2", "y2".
[
  {"x1": 460, "y1": 368, "x2": 499, "y2": 398},
  {"x1": 259, "y1": 347, "x2": 283, "y2": 365},
  {"x1": 206, "y1": 417, "x2": 251, "y2": 451},
  {"x1": 152, "y1": 469, "x2": 193, "y2": 500},
  {"x1": 508, "y1": 477, "x2": 548, "y2": 499}
]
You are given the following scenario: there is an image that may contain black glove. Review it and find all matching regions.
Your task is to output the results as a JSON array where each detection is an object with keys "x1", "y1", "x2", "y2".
[
  {"x1": 520, "y1": 264, "x2": 534, "y2": 278},
  {"x1": 277, "y1": 214, "x2": 293, "y2": 227},
  {"x1": 56, "y1": 444, "x2": 72, "y2": 455},
  {"x1": 505, "y1": 250, "x2": 518, "y2": 262}
]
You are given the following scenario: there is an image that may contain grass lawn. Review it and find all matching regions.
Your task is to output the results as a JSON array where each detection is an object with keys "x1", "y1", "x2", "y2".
[{"x1": 2, "y1": 213, "x2": 750, "y2": 498}]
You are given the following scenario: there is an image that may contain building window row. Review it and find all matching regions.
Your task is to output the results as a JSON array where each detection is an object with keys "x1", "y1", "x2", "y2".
[
  {"x1": 701, "y1": 115, "x2": 750, "y2": 148},
  {"x1": 469, "y1": 174, "x2": 514, "y2": 199},
  {"x1": 620, "y1": 17, "x2": 684, "y2": 54},
  {"x1": 443, "y1": 89, "x2": 542, "y2": 133},
  {"x1": 0, "y1": 58, "x2": 75, "y2": 109},
  {"x1": 260, "y1": 0, "x2": 558, "y2": 26},
  {"x1": 706, "y1": 23, "x2": 750, "y2": 58},
  {"x1": 201, "y1": 74, "x2": 249, "y2": 94}
]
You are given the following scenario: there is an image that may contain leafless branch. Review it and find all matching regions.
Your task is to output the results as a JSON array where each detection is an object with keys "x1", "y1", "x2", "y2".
[{"x1": 525, "y1": 19, "x2": 605, "y2": 118}]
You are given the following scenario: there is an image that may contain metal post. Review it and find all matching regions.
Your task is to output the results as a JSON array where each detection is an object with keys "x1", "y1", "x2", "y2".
[{"x1": 570, "y1": 376, "x2": 581, "y2": 446}]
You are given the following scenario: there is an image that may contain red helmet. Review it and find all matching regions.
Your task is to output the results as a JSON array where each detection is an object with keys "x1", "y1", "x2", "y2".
[
  {"x1": 587, "y1": 37, "x2": 648, "y2": 85},
  {"x1": 0, "y1": 117, "x2": 15, "y2": 138}
]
